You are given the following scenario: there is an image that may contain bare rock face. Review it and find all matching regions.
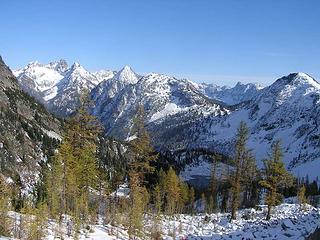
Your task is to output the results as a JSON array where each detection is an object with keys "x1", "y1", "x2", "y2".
[{"x1": 0, "y1": 56, "x2": 62, "y2": 194}]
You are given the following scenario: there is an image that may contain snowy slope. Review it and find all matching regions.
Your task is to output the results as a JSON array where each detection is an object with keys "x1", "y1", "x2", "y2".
[
  {"x1": 93, "y1": 69, "x2": 116, "y2": 82},
  {"x1": 51, "y1": 204, "x2": 320, "y2": 239},
  {"x1": 182, "y1": 73, "x2": 320, "y2": 180},
  {"x1": 91, "y1": 70, "x2": 229, "y2": 140},
  {"x1": 13, "y1": 60, "x2": 66, "y2": 103},
  {"x1": 193, "y1": 81, "x2": 263, "y2": 105}
]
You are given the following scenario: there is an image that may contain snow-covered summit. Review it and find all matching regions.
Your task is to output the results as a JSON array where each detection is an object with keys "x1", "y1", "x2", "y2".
[
  {"x1": 113, "y1": 65, "x2": 140, "y2": 84},
  {"x1": 275, "y1": 72, "x2": 320, "y2": 90},
  {"x1": 45, "y1": 59, "x2": 68, "y2": 74},
  {"x1": 14, "y1": 60, "x2": 113, "y2": 116},
  {"x1": 13, "y1": 60, "x2": 65, "y2": 103},
  {"x1": 62, "y1": 62, "x2": 100, "y2": 87}
]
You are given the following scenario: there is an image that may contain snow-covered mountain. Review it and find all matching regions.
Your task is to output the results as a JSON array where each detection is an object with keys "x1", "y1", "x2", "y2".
[
  {"x1": 92, "y1": 69, "x2": 319, "y2": 181},
  {"x1": 13, "y1": 61, "x2": 320, "y2": 180},
  {"x1": 14, "y1": 60, "x2": 114, "y2": 116},
  {"x1": 91, "y1": 68, "x2": 229, "y2": 140},
  {"x1": 193, "y1": 81, "x2": 263, "y2": 105},
  {"x1": 177, "y1": 73, "x2": 320, "y2": 181}
]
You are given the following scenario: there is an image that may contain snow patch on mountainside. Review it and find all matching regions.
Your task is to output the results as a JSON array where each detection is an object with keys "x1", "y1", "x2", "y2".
[{"x1": 150, "y1": 102, "x2": 186, "y2": 122}]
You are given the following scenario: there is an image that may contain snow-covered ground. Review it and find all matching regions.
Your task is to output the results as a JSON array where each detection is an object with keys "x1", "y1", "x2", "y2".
[
  {"x1": 2, "y1": 204, "x2": 319, "y2": 239},
  {"x1": 157, "y1": 204, "x2": 320, "y2": 239},
  {"x1": 110, "y1": 182, "x2": 130, "y2": 198}
]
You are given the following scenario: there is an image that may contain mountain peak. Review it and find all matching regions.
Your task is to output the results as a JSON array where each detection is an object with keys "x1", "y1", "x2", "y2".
[
  {"x1": 114, "y1": 65, "x2": 139, "y2": 84},
  {"x1": 68, "y1": 62, "x2": 88, "y2": 73},
  {"x1": 46, "y1": 59, "x2": 68, "y2": 74},
  {"x1": 122, "y1": 65, "x2": 132, "y2": 71},
  {"x1": 26, "y1": 60, "x2": 42, "y2": 68},
  {"x1": 72, "y1": 62, "x2": 81, "y2": 68},
  {"x1": 276, "y1": 72, "x2": 320, "y2": 89}
]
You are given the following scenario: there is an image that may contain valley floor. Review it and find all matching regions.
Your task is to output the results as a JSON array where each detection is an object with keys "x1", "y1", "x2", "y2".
[{"x1": 2, "y1": 203, "x2": 320, "y2": 240}]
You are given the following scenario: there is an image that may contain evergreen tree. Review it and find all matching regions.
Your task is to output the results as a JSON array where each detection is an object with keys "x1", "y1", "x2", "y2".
[
  {"x1": 260, "y1": 140, "x2": 294, "y2": 220},
  {"x1": 297, "y1": 184, "x2": 307, "y2": 206},
  {"x1": 0, "y1": 175, "x2": 12, "y2": 237},
  {"x1": 128, "y1": 172, "x2": 149, "y2": 239},
  {"x1": 153, "y1": 184, "x2": 162, "y2": 215},
  {"x1": 209, "y1": 154, "x2": 220, "y2": 213},
  {"x1": 24, "y1": 202, "x2": 48, "y2": 240},
  {"x1": 46, "y1": 91, "x2": 102, "y2": 224},
  {"x1": 201, "y1": 193, "x2": 206, "y2": 213},
  {"x1": 189, "y1": 187, "x2": 195, "y2": 214},
  {"x1": 242, "y1": 152, "x2": 260, "y2": 208},
  {"x1": 230, "y1": 122, "x2": 253, "y2": 220},
  {"x1": 164, "y1": 167, "x2": 181, "y2": 215},
  {"x1": 128, "y1": 105, "x2": 157, "y2": 184},
  {"x1": 127, "y1": 105, "x2": 155, "y2": 238}
]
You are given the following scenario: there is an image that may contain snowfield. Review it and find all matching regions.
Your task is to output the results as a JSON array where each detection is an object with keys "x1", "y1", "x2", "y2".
[
  {"x1": 3, "y1": 204, "x2": 318, "y2": 240},
  {"x1": 61, "y1": 204, "x2": 320, "y2": 239}
]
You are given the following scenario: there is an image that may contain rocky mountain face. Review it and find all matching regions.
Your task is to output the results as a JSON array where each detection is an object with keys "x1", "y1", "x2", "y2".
[
  {"x1": 14, "y1": 61, "x2": 320, "y2": 181},
  {"x1": 0, "y1": 56, "x2": 62, "y2": 193},
  {"x1": 14, "y1": 60, "x2": 115, "y2": 116},
  {"x1": 92, "y1": 69, "x2": 229, "y2": 141}
]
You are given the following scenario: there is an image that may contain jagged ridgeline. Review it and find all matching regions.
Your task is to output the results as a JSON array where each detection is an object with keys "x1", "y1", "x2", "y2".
[
  {"x1": 0, "y1": 56, "x2": 62, "y2": 193},
  {"x1": 14, "y1": 59, "x2": 320, "y2": 183}
]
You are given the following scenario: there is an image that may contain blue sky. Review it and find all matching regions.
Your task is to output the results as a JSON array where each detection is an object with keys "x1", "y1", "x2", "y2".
[{"x1": 1, "y1": 0, "x2": 319, "y2": 86}]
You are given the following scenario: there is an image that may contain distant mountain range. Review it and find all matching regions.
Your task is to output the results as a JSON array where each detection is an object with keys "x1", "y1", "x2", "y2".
[{"x1": 13, "y1": 60, "x2": 320, "y2": 181}]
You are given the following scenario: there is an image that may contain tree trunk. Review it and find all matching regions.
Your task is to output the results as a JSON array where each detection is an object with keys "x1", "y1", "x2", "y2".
[{"x1": 266, "y1": 205, "x2": 271, "y2": 220}]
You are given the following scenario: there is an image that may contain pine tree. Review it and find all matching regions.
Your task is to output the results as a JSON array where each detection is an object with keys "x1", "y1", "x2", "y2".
[
  {"x1": 46, "y1": 91, "x2": 102, "y2": 224},
  {"x1": 210, "y1": 154, "x2": 220, "y2": 213},
  {"x1": 126, "y1": 105, "x2": 158, "y2": 238},
  {"x1": 260, "y1": 140, "x2": 294, "y2": 220},
  {"x1": 25, "y1": 202, "x2": 48, "y2": 240},
  {"x1": 178, "y1": 181, "x2": 189, "y2": 213},
  {"x1": 297, "y1": 184, "x2": 307, "y2": 206},
  {"x1": 128, "y1": 105, "x2": 157, "y2": 184},
  {"x1": 164, "y1": 167, "x2": 181, "y2": 215},
  {"x1": 128, "y1": 172, "x2": 149, "y2": 239},
  {"x1": 220, "y1": 181, "x2": 230, "y2": 213},
  {"x1": 230, "y1": 121, "x2": 252, "y2": 220},
  {"x1": 242, "y1": 152, "x2": 260, "y2": 208},
  {"x1": 0, "y1": 175, "x2": 12, "y2": 237},
  {"x1": 189, "y1": 187, "x2": 195, "y2": 214},
  {"x1": 201, "y1": 193, "x2": 207, "y2": 213},
  {"x1": 153, "y1": 184, "x2": 162, "y2": 215}
]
